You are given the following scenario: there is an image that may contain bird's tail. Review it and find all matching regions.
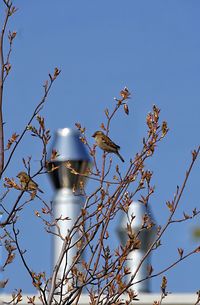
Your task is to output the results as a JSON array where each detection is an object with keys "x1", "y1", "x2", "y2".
[{"x1": 117, "y1": 152, "x2": 125, "y2": 162}]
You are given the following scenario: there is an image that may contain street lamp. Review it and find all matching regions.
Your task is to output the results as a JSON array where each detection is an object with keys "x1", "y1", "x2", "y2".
[
  {"x1": 47, "y1": 128, "x2": 91, "y2": 281},
  {"x1": 117, "y1": 201, "x2": 156, "y2": 292}
]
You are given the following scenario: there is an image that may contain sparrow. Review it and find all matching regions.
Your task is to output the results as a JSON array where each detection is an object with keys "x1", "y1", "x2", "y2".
[
  {"x1": 92, "y1": 131, "x2": 124, "y2": 162},
  {"x1": 17, "y1": 171, "x2": 44, "y2": 193}
]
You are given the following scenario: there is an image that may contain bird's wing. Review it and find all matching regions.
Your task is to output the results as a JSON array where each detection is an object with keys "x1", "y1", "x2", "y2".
[{"x1": 104, "y1": 135, "x2": 120, "y2": 150}]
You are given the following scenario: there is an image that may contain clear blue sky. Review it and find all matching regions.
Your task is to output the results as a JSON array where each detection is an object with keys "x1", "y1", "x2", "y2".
[{"x1": 1, "y1": 0, "x2": 200, "y2": 294}]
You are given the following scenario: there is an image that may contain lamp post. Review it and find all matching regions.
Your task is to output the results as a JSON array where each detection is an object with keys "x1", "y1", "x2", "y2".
[
  {"x1": 117, "y1": 201, "x2": 156, "y2": 292},
  {"x1": 47, "y1": 128, "x2": 91, "y2": 282}
]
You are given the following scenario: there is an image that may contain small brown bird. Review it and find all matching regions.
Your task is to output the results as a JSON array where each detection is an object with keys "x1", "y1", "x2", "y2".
[
  {"x1": 92, "y1": 131, "x2": 124, "y2": 162},
  {"x1": 17, "y1": 171, "x2": 44, "y2": 193}
]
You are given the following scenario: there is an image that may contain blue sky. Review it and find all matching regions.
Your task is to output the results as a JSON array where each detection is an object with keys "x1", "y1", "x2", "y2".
[{"x1": 1, "y1": 0, "x2": 200, "y2": 294}]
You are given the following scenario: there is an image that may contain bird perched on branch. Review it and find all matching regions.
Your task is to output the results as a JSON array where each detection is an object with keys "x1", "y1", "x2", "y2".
[
  {"x1": 92, "y1": 131, "x2": 124, "y2": 162},
  {"x1": 17, "y1": 171, "x2": 44, "y2": 193}
]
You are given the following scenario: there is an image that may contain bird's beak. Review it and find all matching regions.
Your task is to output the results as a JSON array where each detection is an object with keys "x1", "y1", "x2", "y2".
[{"x1": 92, "y1": 133, "x2": 95, "y2": 138}]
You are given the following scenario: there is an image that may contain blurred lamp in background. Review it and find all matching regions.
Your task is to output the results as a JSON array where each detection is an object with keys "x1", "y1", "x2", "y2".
[
  {"x1": 117, "y1": 201, "x2": 156, "y2": 292},
  {"x1": 47, "y1": 128, "x2": 91, "y2": 280}
]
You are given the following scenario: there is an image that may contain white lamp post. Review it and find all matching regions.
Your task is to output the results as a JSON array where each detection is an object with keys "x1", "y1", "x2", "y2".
[
  {"x1": 117, "y1": 201, "x2": 156, "y2": 292},
  {"x1": 47, "y1": 128, "x2": 91, "y2": 282}
]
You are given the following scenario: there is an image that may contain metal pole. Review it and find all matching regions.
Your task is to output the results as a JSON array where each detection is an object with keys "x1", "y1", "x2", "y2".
[{"x1": 52, "y1": 189, "x2": 84, "y2": 279}]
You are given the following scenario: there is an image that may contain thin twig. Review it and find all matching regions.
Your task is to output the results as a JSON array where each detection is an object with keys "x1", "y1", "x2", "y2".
[
  {"x1": 0, "y1": 3, "x2": 12, "y2": 176},
  {"x1": 2, "y1": 75, "x2": 57, "y2": 176}
]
